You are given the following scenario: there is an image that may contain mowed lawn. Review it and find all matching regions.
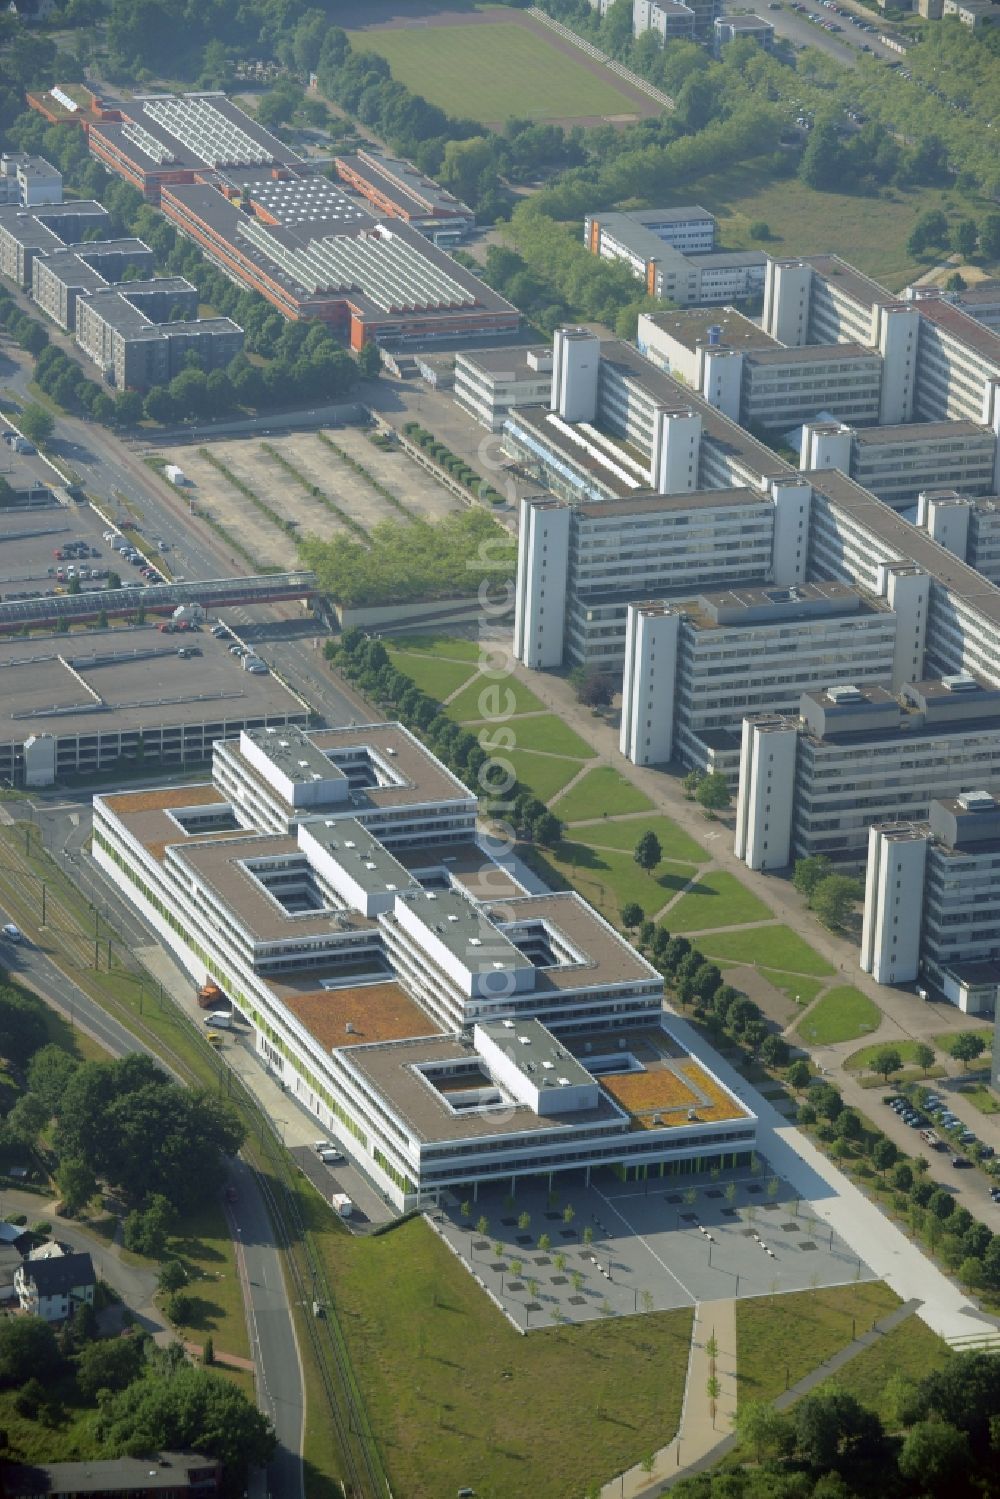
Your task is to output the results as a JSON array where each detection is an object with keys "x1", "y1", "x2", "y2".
[
  {"x1": 387, "y1": 648, "x2": 477, "y2": 702},
  {"x1": 811, "y1": 1314, "x2": 951, "y2": 1426},
  {"x1": 699, "y1": 925, "x2": 835, "y2": 977},
  {"x1": 553, "y1": 766, "x2": 654, "y2": 823},
  {"x1": 735, "y1": 1281, "x2": 901, "y2": 1406},
  {"x1": 548, "y1": 839, "x2": 697, "y2": 924},
  {"x1": 666, "y1": 871, "x2": 773, "y2": 934},
  {"x1": 447, "y1": 672, "x2": 548, "y2": 723},
  {"x1": 328, "y1": 1216, "x2": 694, "y2": 1498},
  {"x1": 795, "y1": 986, "x2": 882, "y2": 1046},
  {"x1": 574, "y1": 813, "x2": 705, "y2": 866},
  {"x1": 345, "y1": 17, "x2": 639, "y2": 124}
]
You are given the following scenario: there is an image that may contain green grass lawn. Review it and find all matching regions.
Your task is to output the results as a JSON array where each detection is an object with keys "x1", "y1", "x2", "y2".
[
  {"x1": 795, "y1": 986, "x2": 882, "y2": 1047},
  {"x1": 552, "y1": 766, "x2": 654, "y2": 823},
  {"x1": 0, "y1": 1376, "x2": 100, "y2": 1462},
  {"x1": 957, "y1": 1084, "x2": 1000, "y2": 1116},
  {"x1": 677, "y1": 163, "x2": 991, "y2": 292},
  {"x1": 811, "y1": 1314, "x2": 951, "y2": 1426},
  {"x1": 735, "y1": 1281, "x2": 901, "y2": 1405},
  {"x1": 505, "y1": 749, "x2": 586, "y2": 804},
  {"x1": 574, "y1": 813, "x2": 705, "y2": 866},
  {"x1": 447, "y1": 672, "x2": 548, "y2": 724},
  {"x1": 163, "y1": 1200, "x2": 251, "y2": 1362},
  {"x1": 757, "y1": 970, "x2": 829, "y2": 1007},
  {"x1": 933, "y1": 1029, "x2": 993, "y2": 1054},
  {"x1": 345, "y1": 15, "x2": 640, "y2": 125},
  {"x1": 324, "y1": 1215, "x2": 693, "y2": 1498},
  {"x1": 843, "y1": 1039, "x2": 938, "y2": 1074},
  {"x1": 698, "y1": 924, "x2": 835, "y2": 977},
  {"x1": 665, "y1": 871, "x2": 773, "y2": 934},
  {"x1": 545, "y1": 840, "x2": 697, "y2": 924},
  {"x1": 391, "y1": 634, "x2": 483, "y2": 662},
  {"x1": 493, "y1": 713, "x2": 596, "y2": 760},
  {"x1": 387, "y1": 649, "x2": 477, "y2": 703}
]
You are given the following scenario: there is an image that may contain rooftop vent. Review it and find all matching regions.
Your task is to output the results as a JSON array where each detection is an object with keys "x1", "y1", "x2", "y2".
[
  {"x1": 469, "y1": 937, "x2": 482, "y2": 947},
  {"x1": 503, "y1": 1019, "x2": 514, "y2": 1028},
  {"x1": 542, "y1": 1060, "x2": 554, "y2": 1070},
  {"x1": 827, "y1": 684, "x2": 864, "y2": 704},
  {"x1": 518, "y1": 1035, "x2": 531, "y2": 1045},
  {"x1": 942, "y1": 672, "x2": 979, "y2": 693},
  {"x1": 345, "y1": 840, "x2": 356, "y2": 848},
  {"x1": 707, "y1": 324, "x2": 722, "y2": 346},
  {"x1": 558, "y1": 1077, "x2": 571, "y2": 1086},
  {"x1": 345, "y1": 1021, "x2": 355, "y2": 1034}
]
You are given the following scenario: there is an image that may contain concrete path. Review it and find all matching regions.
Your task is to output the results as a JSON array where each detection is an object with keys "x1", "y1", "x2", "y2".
[
  {"x1": 670, "y1": 1013, "x2": 996, "y2": 1345},
  {"x1": 601, "y1": 1299, "x2": 737, "y2": 1498}
]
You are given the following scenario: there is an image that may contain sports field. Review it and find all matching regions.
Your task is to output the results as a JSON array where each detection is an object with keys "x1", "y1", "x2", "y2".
[{"x1": 345, "y1": 13, "x2": 644, "y2": 125}]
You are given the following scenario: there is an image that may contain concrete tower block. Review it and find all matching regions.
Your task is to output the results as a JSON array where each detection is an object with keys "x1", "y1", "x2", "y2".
[
  {"x1": 620, "y1": 604, "x2": 680, "y2": 767},
  {"x1": 550, "y1": 327, "x2": 600, "y2": 424},
  {"x1": 860, "y1": 822, "x2": 928, "y2": 984}
]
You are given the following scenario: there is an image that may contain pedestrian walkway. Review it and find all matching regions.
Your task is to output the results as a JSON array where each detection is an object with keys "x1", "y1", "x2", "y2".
[
  {"x1": 183, "y1": 1340, "x2": 255, "y2": 1372},
  {"x1": 601, "y1": 1299, "x2": 737, "y2": 1498}
]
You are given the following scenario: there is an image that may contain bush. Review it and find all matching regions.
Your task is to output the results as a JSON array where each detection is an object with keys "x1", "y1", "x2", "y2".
[{"x1": 749, "y1": 220, "x2": 771, "y2": 240}]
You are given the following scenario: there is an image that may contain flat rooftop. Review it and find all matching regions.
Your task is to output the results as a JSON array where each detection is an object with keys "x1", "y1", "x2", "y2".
[
  {"x1": 0, "y1": 630, "x2": 306, "y2": 745},
  {"x1": 97, "y1": 783, "x2": 241, "y2": 863},
  {"x1": 478, "y1": 1017, "x2": 595, "y2": 1087},
  {"x1": 395, "y1": 886, "x2": 533, "y2": 973},
  {"x1": 746, "y1": 341, "x2": 879, "y2": 366},
  {"x1": 457, "y1": 344, "x2": 552, "y2": 378},
  {"x1": 792, "y1": 254, "x2": 895, "y2": 312},
  {"x1": 273, "y1": 976, "x2": 441, "y2": 1050},
  {"x1": 678, "y1": 579, "x2": 877, "y2": 630},
  {"x1": 853, "y1": 418, "x2": 992, "y2": 445},
  {"x1": 561, "y1": 1026, "x2": 752, "y2": 1129},
  {"x1": 305, "y1": 816, "x2": 417, "y2": 897},
  {"x1": 336, "y1": 149, "x2": 471, "y2": 220},
  {"x1": 915, "y1": 294, "x2": 1000, "y2": 364},
  {"x1": 487, "y1": 891, "x2": 661, "y2": 991},
  {"x1": 807, "y1": 467, "x2": 1000, "y2": 630},
  {"x1": 397, "y1": 841, "x2": 526, "y2": 902},
  {"x1": 245, "y1": 175, "x2": 367, "y2": 228},
  {"x1": 629, "y1": 206, "x2": 714, "y2": 226},
  {"x1": 643, "y1": 306, "x2": 777, "y2": 354},
  {"x1": 343, "y1": 1033, "x2": 625, "y2": 1144},
  {"x1": 576, "y1": 486, "x2": 771, "y2": 520}
]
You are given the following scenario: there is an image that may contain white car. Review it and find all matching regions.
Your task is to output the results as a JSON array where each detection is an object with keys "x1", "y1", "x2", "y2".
[{"x1": 2, "y1": 923, "x2": 22, "y2": 944}]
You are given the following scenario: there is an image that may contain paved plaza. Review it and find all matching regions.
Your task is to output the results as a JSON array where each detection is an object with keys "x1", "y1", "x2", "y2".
[{"x1": 432, "y1": 1162, "x2": 875, "y2": 1330}]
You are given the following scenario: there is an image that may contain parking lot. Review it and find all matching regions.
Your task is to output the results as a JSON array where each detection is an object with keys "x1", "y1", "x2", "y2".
[
  {"x1": 157, "y1": 427, "x2": 464, "y2": 571},
  {"x1": 433, "y1": 1163, "x2": 874, "y2": 1330},
  {"x1": 0, "y1": 501, "x2": 119, "y2": 605}
]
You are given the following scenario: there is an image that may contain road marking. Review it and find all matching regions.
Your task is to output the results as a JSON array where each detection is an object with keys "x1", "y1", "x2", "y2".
[{"x1": 592, "y1": 1185, "x2": 695, "y2": 1302}]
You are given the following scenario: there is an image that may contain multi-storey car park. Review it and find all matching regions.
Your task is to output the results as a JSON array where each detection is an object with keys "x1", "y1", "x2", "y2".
[
  {"x1": 860, "y1": 789, "x2": 1000, "y2": 1014},
  {"x1": 93, "y1": 723, "x2": 755, "y2": 1209}
]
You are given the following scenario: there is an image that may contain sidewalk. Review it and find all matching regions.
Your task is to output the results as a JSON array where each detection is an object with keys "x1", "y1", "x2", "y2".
[{"x1": 601, "y1": 1299, "x2": 737, "y2": 1498}]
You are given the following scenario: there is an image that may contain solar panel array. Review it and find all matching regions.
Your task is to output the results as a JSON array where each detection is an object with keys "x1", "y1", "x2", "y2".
[
  {"x1": 121, "y1": 121, "x2": 177, "y2": 166},
  {"x1": 237, "y1": 218, "x2": 476, "y2": 313},
  {"x1": 245, "y1": 176, "x2": 367, "y2": 229},
  {"x1": 142, "y1": 96, "x2": 276, "y2": 169}
]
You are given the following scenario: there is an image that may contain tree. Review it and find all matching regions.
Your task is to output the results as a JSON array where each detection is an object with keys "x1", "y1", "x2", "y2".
[
  {"x1": 793, "y1": 855, "x2": 832, "y2": 901},
  {"x1": 892, "y1": 1162, "x2": 913, "y2": 1193},
  {"x1": 793, "y1": 1388, "x2": 883, "y2": 1469},
  {"x1": 834, "y1": 1109, "x2": 862, "y2": 1143},
  {"x1": 898, "y1": 1420, "x2": 969, "y2": 1493},
  {"x1": 2, "y1": 1093, "x2": 47, "y2": 1148},
  {"x1": 872, "y1": 1138, "x2": 898, "y2": 1175},
  {"x1": 871, "y1": 1046, "x2": 903, "y2": 1083},
  {"x1": 621, "y1": 902, "x2": 644, "y2": 929},
  {"x1": 75, "y1": 1335, "x2": 146, "y2": 1400},
  {"x1": 951, "y1": 218, "x2": 979, "y2": 260},
  {"x1": 928, "y1": 1188, "x2": 954, "y2": 1221},
  {"x1": 166, "y1": 1291, "x2": 195, "y2": 1324},
  {"x1": 356, "y1": 341, "x2": 381, "y2": 379},
  {"x1": 760, "y1": 1035, "x2": 790, "y2": 1070},
  {"x1": 569, "y1": 665, "x2": 616, "y2": 708},
  {"x1": 948, "y1": 1032, "x2": 986, "y2": 1071},
  {"x1": 123, "y1": 1194, "x2": 175, "y2": 1259},
  {"x1": 158, "y1": 1259, "x2": 187, "y2": 1294},
  {"x1": 531, "y1": 812, "x2": 561, "y2": 847},
  {"x1": 56, "y1": 1157, "x2": 97, "y2": 1215},
  {"x1": 633, "y1": 830, "x2": 662, "y2": 872},
  {"x1": 980, "y1": 212, "x2": 1000, "y2": 261},
  {"x1": 799, "y1": 121, "x2": 846, "y2": 190},
  {"x1": 734, "y1": 1399, "x2": 788, "y2": 1462},
  {"x1": 811, "y1": 874, "x2": 862, "y2": 931},
  {"x1": 920, "y1": 1351, "x2": 1000, "y2": 1439},
  {"x1": 694, "y1": 773, "x2": 731, "y2": 813},
  {"x1": 914, "y1": 1042, "x2": 935, "y2": 1077},
  {"x1": 0, "y1": 1318, "x2": 60, "y2": 1387},
  {"x1": 787, "y1": 1060, "x2": 811, "y2": 1091},
  {"x1": 18, "y1": 404, "x2": 53, "y2": 445},
  {"x1": 96, "y1": 1360, "x2": 275, "y2": 1474}
]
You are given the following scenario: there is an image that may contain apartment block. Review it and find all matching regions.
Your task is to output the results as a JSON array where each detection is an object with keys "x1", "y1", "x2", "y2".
[
  {"x1": 861, "y1": 790, "x2": 1000, "y2": 1012},
  {"x1": 735, "y1": 675, "x2": 1000, "y2": 872},
  {"x1": 713, "y1": 14, "x2": 775, "y2": 50},
  {"x1": 620, "y1": 582, "x2": 897, "y2": 773},
  {"x1": 75, "y1": 279, "x2": 242, "y2": 391},
  {"x1": 0, "y1": 153, "x2": 61, "y2": 207},
  {"x1": 0, "y1": 200, "x2": 107, "y2": 287},
  {"x1": 31, "y1": 239, "x2": 155, "y2": 332}
]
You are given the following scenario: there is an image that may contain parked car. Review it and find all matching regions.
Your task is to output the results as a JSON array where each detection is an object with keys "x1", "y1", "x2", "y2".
[
  {"x1": 1, "y1": 923, "x2": 22, "y2": 944},
  {"x1": 952, "y1": 1156, "x2": 972, "y2": 1169}
]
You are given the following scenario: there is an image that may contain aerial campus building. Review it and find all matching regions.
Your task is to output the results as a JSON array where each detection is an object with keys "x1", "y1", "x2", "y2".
[
  {"x1": 93, "y1": 723, "x2": 755, "y2": 1210},
  {"x1": 860, "y1": 789, "x2": 1000, "y2": 1014},
  {"x1": 584, "y1": 208, "x2": 766, "y2": 308},
  {"x1": 80, "y1": 90, "x2": 517, "y2": 349},
  {"x1": 0, "y1": 198, "x2": 242, "y2": 388}
]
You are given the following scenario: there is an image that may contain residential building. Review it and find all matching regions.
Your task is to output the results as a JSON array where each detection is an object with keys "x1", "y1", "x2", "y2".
[
  {"x1": 0, "y1": 199, "x2": 107, "y2": 287},
  {"x1": 860, "y1": 790, "x2": 1000, "y2": 1011},
  {"x1": 941, "y1": 0, "x2": 999, "y2": 27},
  {"x1": 75, "y1": 279, "x2": 243, "y2": 391},
  {"x1": 734, "y1": 675, "x2": 1000, "y2": 872},
  {"x1": 0, "y1": 152, "x2": 61, "y2": 206},
  {"x1": 633, "y1": 0, "x2": 697, "y2": 39},
  {"x1": 94, "y1": 722, "x2": 756, "y2": 1209},
  {"x1": 583, "y1": 211, "x2": 764, "y2": 308},
  {"x1": 31, "y1": 239, "x2": 155, "y2": 331},
  {"x1": 619, "y1": 582, "x2": 898, "y2": 772},
  {"x1": 453, "y1": 345, "x2": 553, "y2": 431},
  {"x1": 14, "y1": 1248, "x2": 94, "y2": 1321}
]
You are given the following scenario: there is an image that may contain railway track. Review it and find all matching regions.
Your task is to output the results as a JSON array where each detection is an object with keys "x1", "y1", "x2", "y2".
[{"x1": 0, "y1": 825, "x2": 390, "y2": 1499}]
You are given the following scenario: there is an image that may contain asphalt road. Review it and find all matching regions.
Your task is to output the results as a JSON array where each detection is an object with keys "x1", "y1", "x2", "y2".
[
  {"x1": 749, "y1": 0, "x2": 898, "y2": 63},
  {"x1": 0, "y1": 896, "x2": 305, "y2": 1499}
]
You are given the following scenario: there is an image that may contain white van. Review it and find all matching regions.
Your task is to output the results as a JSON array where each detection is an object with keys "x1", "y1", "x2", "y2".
[{"x1": 203, "y1": 1011, "x2": 232, "y2": 1029}]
